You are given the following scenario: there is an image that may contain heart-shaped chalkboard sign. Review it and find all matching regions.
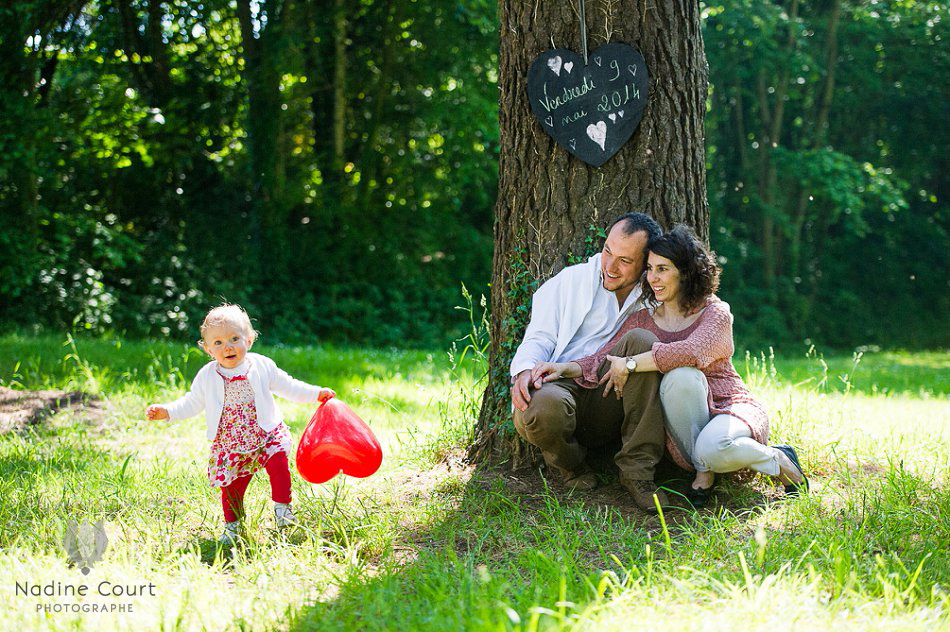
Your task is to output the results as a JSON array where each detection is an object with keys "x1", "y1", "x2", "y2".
[{"x1": 527, "y1": 43, "x2": 649, "y2": 167}]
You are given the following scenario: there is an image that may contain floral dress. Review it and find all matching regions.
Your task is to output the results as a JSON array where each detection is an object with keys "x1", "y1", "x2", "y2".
[{"x1": 208, "y1": 369, "x2": 292, "y2": 487}]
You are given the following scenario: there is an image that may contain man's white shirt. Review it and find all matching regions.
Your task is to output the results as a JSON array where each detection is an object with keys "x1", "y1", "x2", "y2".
[{"x1": 509, "y1": 253, "x2": 647, "y2": 378}]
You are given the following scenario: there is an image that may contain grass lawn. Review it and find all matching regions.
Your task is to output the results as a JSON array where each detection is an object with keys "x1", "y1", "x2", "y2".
[{"x1": 0, "y1": 333, "x2": 947, "y2": 630}]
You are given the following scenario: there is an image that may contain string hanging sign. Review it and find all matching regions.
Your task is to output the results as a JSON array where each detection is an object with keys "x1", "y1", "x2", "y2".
[{"x1": 526, "y1": 1, "x2": 649, "y2": 166}]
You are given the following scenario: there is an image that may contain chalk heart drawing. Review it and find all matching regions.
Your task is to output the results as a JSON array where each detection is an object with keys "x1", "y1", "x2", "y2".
[
  {"x1": 526, "y1": 43, "x2": 649, "y2": 166},
  {"x1": 587, "y1": 121, "x2": 608, "y2": 151}
]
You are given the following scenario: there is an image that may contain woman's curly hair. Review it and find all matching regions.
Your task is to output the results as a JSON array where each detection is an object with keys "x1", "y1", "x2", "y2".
[{"x1": 640, "y1": 224, "x2": 720, "y2": 314}]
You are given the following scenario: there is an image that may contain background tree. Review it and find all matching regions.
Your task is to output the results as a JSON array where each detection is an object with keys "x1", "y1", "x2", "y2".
[
  {"x1": 0, "y1": 1, "x2": 945, "y2": 352},
  {"x1": 472, "y1": 0, "x2": 710, "y2": 464},
  {"x1": 704, "y1": 0, "x2": 949, "y2": 347},
  {"x1": 0, "y1": 0, "x2": 498, "y2": 344}
]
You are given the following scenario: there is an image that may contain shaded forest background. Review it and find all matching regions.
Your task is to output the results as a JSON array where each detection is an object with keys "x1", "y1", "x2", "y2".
[{"x1": 1, "y1": 0, "x2": 947, "y2": 350}]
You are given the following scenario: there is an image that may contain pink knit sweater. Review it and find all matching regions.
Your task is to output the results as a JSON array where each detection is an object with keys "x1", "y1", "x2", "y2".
[{"x1": 574, "y1": 298, "x2": 769, "y2": 470}]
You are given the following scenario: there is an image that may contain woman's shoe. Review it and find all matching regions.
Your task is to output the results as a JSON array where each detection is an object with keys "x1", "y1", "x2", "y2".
[
  {"x1": 773, "y1": 444, "x2": 809, "y2": 496},
  {"x1": 686, "y1": 480, "x2": 716, "y2": 508}
]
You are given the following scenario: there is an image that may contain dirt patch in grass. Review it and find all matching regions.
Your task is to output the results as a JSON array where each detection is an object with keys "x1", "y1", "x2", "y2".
[
  {"x1": 0, "y1": 386, "x2": 103, "y2": 434},
  {"x1": 466, "y1": 450, "x2": 787, "y2": 527}
]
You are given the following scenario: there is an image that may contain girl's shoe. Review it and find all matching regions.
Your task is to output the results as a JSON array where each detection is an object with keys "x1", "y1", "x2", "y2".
[
  {"x1": 274, "y1": 503, "x2": 297, "y2": 527},
  {"x1": 219, "y1": 520, "x2": 242, "y2": 545}
]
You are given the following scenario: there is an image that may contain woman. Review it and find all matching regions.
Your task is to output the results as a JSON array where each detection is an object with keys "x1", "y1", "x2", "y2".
[{"x1": 531, "y1": 225, "x2": 807, "y2": 507}]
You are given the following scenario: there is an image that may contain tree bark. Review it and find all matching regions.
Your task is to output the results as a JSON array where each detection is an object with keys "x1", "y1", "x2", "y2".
[
  {"x1": 116, "y1": 0, "x2": 173, "y2": 107},
  {"x1": 792, "y1": 0, "x2": 842, "y2": 319},
  {"x1": 756, "y1": 0, "x2": 799, "y2": 287},
  {"x1": 332, "y1": 0, "x2": 347, "y2": 171},
  {"x1": 472, "y1": 0, "x2": 710, "y2": 465},
  {"x1": 238, "y1": 0, "x2": 291, "y2": 291}
]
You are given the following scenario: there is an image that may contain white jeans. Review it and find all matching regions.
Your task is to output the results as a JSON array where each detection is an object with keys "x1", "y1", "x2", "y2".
[{"x1": 659, "y1": 368, "x2": 780, "y2": 476}]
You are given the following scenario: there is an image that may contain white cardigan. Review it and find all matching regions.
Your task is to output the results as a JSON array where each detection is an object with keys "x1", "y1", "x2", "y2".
[
  {"x1": 509, "y1": 253, "x2": 644, "y2": 377},
  {"x1": 160, "y1": 352, "x2": 322, "y2": 440}
]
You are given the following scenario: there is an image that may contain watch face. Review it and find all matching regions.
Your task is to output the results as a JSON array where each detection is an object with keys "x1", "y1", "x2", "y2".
[{"x1": 626, "y1": 359, "x2": 636, "y2": 371}]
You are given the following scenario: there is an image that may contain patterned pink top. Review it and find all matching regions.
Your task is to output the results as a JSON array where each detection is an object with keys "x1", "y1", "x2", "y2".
[
  {"x1": 574, "y1": 299, "x2": 769, "y2": 469},
  {"x1": 208, "y1": 371, "x2": 292, "y2": 487}
]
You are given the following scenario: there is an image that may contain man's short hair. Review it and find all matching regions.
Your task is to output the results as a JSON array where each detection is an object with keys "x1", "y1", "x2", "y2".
[{"x1": 609, "y1": 212, "x2": 662, "y2": 241}]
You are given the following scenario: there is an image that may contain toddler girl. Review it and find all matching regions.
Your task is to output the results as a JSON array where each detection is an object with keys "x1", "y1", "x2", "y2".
[{"x1": 146, "y1": 304, "x2": 334, "y2": 544}]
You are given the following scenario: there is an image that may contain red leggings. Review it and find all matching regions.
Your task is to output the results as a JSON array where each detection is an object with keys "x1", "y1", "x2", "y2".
[{"x1": 221, "y1": 451, "x2": 292, "y2": 522}]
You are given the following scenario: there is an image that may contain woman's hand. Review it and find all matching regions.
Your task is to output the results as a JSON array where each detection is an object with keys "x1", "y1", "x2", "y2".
[
  {"x1": 318, "y1": 388, "x2": 336, "y2": 403},
  {"x1": 597, "y1": 355, "x2": 631, "y2": 399},
  {"x1": 530, "y1": 361, "x2": 581, "y2": 388}
]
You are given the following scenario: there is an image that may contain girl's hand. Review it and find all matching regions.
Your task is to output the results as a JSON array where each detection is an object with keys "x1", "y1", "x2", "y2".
[
  {"x1": 318, "y1": 388, "x2": 336, "y2": 403},
  {"x1": 530, "y1": 361, "x2": 581, "y2": 388},
  {"x1": 597, "y1": 355, "x2": 631, "y2": 399},
  {"x1": 146, "y1": 405, "x2": 169, "y2": 421}
]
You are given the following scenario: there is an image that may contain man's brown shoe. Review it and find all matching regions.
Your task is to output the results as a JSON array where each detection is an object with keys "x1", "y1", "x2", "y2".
[
  {"x1": 563, "y1": 471, "x2": 598, "y2": 492},
  {"x1": 622, "y1": 478, "x2": 669, "y2": 513}
]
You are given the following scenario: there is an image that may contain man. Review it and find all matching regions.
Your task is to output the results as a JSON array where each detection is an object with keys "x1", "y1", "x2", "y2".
[{"x1": 510, "y1": 212, "x2": 670, "y2": 512}]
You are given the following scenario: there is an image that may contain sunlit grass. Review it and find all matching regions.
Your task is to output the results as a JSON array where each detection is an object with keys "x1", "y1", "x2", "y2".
[
  {"x1": 0, "y1": 333, "x2": 947, "y2": 630},
  {"x1": 739, "y1": 345, "x2": 949, "y2": 397}
]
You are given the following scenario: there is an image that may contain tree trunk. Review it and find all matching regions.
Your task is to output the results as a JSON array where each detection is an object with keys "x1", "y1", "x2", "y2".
[
  {"x1": 0, "y1": 5, "x2": 40, "y2": 307},
  {"x1": 472, "y1": 0, "x2": 710, "y2": 465},
  {"x1": 792, "y1": 0, "x2": 842, "y2": 323},
  {"x1": 790, "y1": 0, "x2": 841, "y2": 282},
  {"x1": 117, "y1": 0, "x2": 173, "y2": 107},
  {"x1": 238, "y1": 0, "x2": 291, "y2": 294},
  {"x1": 332, "y1": 0, "x2": 347, "y2": 172},
  {"x1": 757, "y1": 0, "x2": 799, "y2": 287},
  {"x1": 0, "y1": 2, "x2": 81, "y2": 309}
]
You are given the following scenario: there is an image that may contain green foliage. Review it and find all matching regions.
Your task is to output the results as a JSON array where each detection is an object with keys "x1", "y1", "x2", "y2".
[
  {"x1": 0, "y1": 0, "x2": 947, "y2": 351},
  {"x1": 0, "y1": 0, "x2": 498, "y2": 348},
  {"x1": 769, "y1": 147, "x2": 908, "y2": 235},
  {"x1": 486, "y1": 241, "x2": 539, "y2": 433},
  {"x1": 567, "y1": 223, "x2": 607, "y2": 266},
  {"x1": 705, "y1": 0, "x2": 950, "y2": 349},
  {"x1": 419, "y1": 284, "x2": 490, "y2": 462}
]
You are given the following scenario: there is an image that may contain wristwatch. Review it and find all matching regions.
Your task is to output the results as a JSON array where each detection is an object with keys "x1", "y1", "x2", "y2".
[{"x1": 625, "y1": 357, "x2": 637, "y2": 373}]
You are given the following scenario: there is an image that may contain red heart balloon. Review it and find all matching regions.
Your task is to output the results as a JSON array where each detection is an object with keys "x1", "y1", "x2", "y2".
[{"x1": 295, "y1": 398, "x2": 382, "y2": 484}]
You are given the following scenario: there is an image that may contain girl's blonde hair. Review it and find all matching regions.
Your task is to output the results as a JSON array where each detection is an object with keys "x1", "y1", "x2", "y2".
[{"x1": 199, "y1": 304, "x2": 258, "y2": 344}]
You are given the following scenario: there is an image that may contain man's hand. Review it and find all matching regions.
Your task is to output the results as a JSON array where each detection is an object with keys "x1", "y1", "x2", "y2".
[
  {"x1": 530, "y1": 361, "x2": 581, "y2": 388},
  {"x1": 511, "y1": 370, "x2": 533, "y2": 412}
]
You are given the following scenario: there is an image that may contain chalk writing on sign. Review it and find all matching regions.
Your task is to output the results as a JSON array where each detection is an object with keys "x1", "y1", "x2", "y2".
[{"x1": 527, "y1": 43, "x2": 649, "y2": 166}]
